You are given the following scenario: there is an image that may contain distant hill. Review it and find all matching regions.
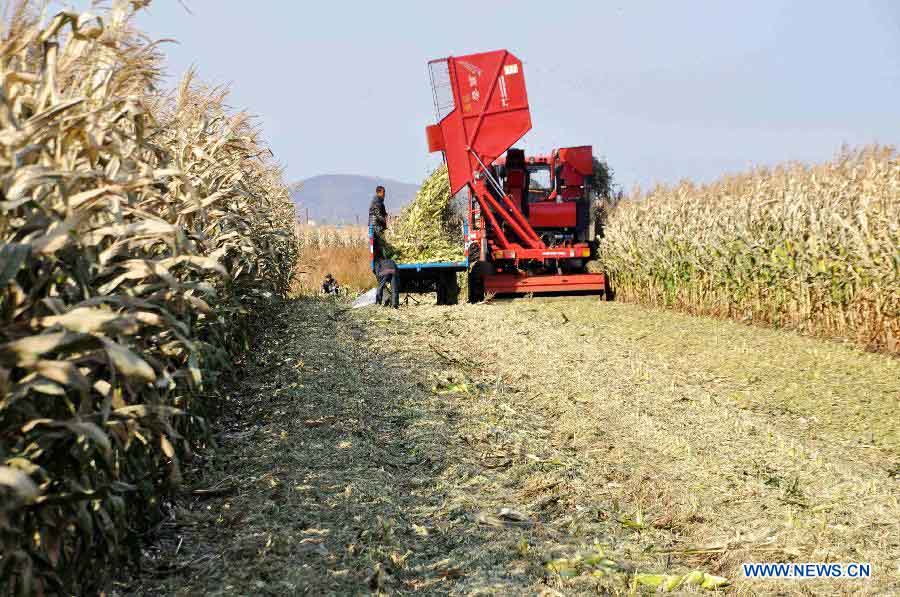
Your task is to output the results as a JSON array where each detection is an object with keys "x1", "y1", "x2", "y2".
[{"x1": 291, "y1": 174, "x2": 419, "y2": 225}]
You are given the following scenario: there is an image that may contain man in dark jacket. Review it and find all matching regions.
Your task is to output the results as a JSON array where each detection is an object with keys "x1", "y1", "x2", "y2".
[
  {"x1": 375, "y1": 258, "x2": 399, "y2": 308},
  {"x1": 369, "y1": 185, "x2": 388, "y2": 259}
]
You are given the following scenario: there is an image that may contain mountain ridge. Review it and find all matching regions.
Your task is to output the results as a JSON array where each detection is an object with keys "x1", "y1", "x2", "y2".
[{"x1": 291, "y1": 174, "x2": 419, "y2": 225}]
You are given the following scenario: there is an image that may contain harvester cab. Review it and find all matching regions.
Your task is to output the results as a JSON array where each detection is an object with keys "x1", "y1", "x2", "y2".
[
  {"x1": 495, "y1": 146, "x2": 601, "y2": 246},
  {"x1": 425, "y1": 49, "x2": 606, "y2": 301}
]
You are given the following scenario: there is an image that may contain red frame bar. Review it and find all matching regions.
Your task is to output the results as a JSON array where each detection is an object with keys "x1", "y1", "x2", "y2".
[
  {"x1": 484, "y1": 272, "x2": 606, "y2": 294},
  {"x1": 498, "y1": 191, "x2": 544, "y2": 246},
  {"x1": 475, "y1": 191, "x2": 511, "y2": 249},
  {"x1": 474, "y1": 185, "x2": 542, "y2": 250},
  {"x1": 491, "y1": 246, "x2": 592, "y2": 260}
]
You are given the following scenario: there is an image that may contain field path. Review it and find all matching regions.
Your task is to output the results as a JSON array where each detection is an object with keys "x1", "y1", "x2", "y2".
[{"x1": 130, "y1": 297, "x2": 899, "y2": 595}]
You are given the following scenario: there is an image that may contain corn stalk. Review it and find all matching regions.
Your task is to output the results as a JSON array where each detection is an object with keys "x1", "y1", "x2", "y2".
[
  {"x1": 599, "y1": 146, "x2": 900, "y2": 353},
  {"x1": 0, "y1": 2, "x2": 298, "y2": 593}
]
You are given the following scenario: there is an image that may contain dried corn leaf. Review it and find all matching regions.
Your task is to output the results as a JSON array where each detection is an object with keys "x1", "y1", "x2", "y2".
[{"x1": 386, "y1": 165, "x2": 465, "y2": 263}]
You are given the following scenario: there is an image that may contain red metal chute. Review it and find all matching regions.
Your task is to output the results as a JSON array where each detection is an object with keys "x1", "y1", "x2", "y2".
[
  {"x1": 427, "y1": 50, "x2": 531, "y2": 194},
  {"x1": 423, "y1": 48, "x2": 607, "y2": 299}
]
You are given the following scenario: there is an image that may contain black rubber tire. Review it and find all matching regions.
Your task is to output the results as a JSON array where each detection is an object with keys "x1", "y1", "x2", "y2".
[
  {"x1": 603, "y1": 272, "x2": 615, "y2": 301},
  {"x1": 444, "y1": 272, "x2": 460, "y2": 305},
  {"x1": 467, "y1": 262, "x2": 487, "y2": 304},
  {"x1": 436, "y1": 272, "x2": 460, "y2": 306},
  {"x1": 436, "y1": 276, "x2": 447, "y2": 305}
]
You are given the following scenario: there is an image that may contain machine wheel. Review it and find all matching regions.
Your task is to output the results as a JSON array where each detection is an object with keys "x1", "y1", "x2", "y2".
[
  {"x1": 436, "y1": 272, "x2": 460, "y2": 305},
  {"x1": 467, "y1": 262, "x2": 488, "y2": 303},
  {"x1": 602, "y1": 272, "x2": 615, "y2": 301}
]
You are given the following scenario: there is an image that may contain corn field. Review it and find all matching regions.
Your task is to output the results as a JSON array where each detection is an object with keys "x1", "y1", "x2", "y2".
[
  {"x1": 0, "y1": 2, "x2": 298, "y2": 593},
  {"x1": 295, "y1": 223, "x2": 368, "y2": 250},
  {"x1": 293, "y1": 225, "x2": 373, "y2": 294},
  {"x1": 599, "y1": 146, "x2": 900, "y2": 353}
]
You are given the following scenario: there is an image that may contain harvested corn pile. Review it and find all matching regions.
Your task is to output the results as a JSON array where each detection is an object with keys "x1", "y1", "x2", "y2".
[
  {"x1": 599, "y1": 146, "x2": 900, "y2": 353},
  {"x1": 386, "y1": 165, "x2": 465, "y2": 263},
  {"x1": 0, "y1": 2, "x2": 297, "y2": 593}
]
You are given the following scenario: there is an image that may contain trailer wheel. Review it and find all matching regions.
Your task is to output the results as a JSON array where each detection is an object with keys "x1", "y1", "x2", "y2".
[
  {"x1": 437, "y1": 276, "x2": 449, "y2": 305},
  {"x1": 467, "y1": 262, "x2": 487, "y2": 304},
  {"x1": 436, "y1": 272, "x2": 460, "y2": 306},
  {"x1": 445, "y1": 272, "x2": 459, "y2": 305}
]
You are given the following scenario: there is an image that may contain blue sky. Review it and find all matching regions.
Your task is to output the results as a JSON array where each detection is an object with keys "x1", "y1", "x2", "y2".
[{"x1": 74, "y1": 1, "x2": 900, "y2": 189}]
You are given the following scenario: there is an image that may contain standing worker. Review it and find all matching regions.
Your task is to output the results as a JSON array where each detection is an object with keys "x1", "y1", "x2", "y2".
[
  {"x1": 369, "y1": 185, "x2": 399, "y2": 307},
  {"x1": 375, "y1": 258, "x2": 399, "y2": 308},
  {"x1": 369, "y1": 185, "x2": 388, "y2": 259}
]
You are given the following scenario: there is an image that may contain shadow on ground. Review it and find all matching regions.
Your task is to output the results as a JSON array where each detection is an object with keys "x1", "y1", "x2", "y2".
[
  {"x1": 124, "y1": 295, "x2": 900, "y2": 595},
  {"x1": 124, "y1": 298, "x2": 547, "y2": 595}
]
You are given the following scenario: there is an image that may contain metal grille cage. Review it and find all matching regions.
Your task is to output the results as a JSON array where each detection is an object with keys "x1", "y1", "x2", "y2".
[{"x1": 428, "y1": 59, "x2": 455, "y2": 122}]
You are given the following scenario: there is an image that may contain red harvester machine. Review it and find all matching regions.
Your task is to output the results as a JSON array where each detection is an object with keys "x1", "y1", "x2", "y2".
[{"x1": 425, "y1": 49, "x2": 608, "y2": 302}]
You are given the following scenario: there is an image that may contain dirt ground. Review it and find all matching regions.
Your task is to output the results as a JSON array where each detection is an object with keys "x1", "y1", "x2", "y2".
[{"x1": 123, "y1": 296, "x2": 899, "y2": 596}]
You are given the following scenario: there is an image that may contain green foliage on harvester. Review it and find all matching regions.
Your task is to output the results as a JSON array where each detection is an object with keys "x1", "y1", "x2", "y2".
[
  {"x1": 0, "y1": 2, "x2": 298, "y2": 593},
  {"x1": 599, "y1": 146, "x2": 900, "y2": 353},
  {"x1": 386, "y1": 165, "x2": 466, "y2": 263}
]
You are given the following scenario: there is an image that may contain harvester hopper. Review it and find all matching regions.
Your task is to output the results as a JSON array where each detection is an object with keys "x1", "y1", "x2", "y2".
[{"x1": 425, "y1": 49, "x2": 607, "y2": 301}]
